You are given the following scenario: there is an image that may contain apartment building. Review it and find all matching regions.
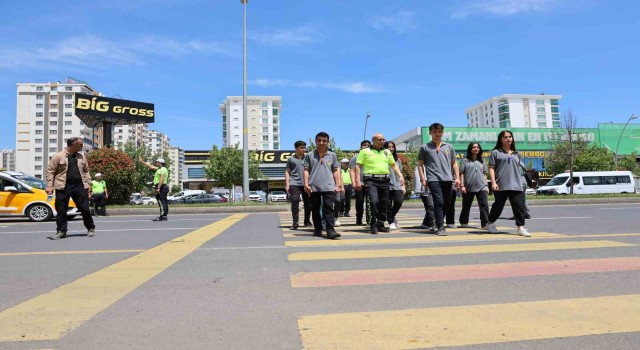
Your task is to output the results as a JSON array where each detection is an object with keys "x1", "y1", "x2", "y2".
[
  {"x1": 15, "y1": 82, "x2": 100, "y2": 178},
  {"x1": 146, "y1": 130, "x2": 170, "y2": 157},
  {"x1": 0, "y1": 149, "x2": 16, "y2": 171},
  {"x1": 466, "y1": 94, "x2": 562, "y2": 129},
  {"x1": 167, "y1": 146, "x2": 184, "y2": 188},
  {"x1": 219, "y1": 96, "x2": 282, "y2": 150},
  {"x1": 113, "y1": 123, "x2": 149, "y2": 150}
]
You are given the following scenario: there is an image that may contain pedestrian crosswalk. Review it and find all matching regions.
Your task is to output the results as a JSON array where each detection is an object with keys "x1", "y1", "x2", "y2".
[{"x1": 279, "y1": 211, "x2": 640, "y2": 349}]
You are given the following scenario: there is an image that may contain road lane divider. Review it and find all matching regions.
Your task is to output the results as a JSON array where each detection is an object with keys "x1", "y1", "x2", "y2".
[
  {"x1": 298, "y1": 294, "x2": 640, "y2": 349},
  {"x1": 0, "y1": 213, "x2": 247, "y2": 342}
]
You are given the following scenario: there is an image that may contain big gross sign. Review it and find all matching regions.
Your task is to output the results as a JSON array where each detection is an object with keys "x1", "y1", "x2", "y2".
[{"x1": 74, "y1": 93, "x2": 155, "y2": 124}]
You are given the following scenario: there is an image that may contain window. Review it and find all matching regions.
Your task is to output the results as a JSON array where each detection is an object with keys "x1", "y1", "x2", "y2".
[
  {"x1": 261, "y1": 101, "x2": 268, "y2": 108},
  {"x1": 35, "y1": 130, "x2": 43, "y2": 135},
  {"x1": 538, "y1": 122, "x2": 547, "y2": 127},
  {"x1": 262, "y1": 117, "x2": 268, "y2": 124},
  {"x1": 35, "y1": 147, "x2": 42, "y2": 152},
  {"x1": 49, "y1": 147, "x2": 57, "y2": 152},
  {"x1": 35, "y1": 139, "x2": 43, "y2": 144},
  {"x1": 550, "y1": 99, "x2": 559, "y2": 105},
  {"x1": 65, "y1": 112, "x2": 72, "y2": 117},
  {"x1": 65, "y1": 87, "x2": 72, "y2": 91},
  {"x1": 583, "y1": 176, "x2": 602, "y2": 185},
  {"x1": 536, "y1": 107, "x2": 545, "y2": 113},
  {"x1": 50, "y1": 121, "x2": 57, "y2": 126},
  {"x1": 36, "y1": 95, "x2": 44, "y2": 100},
  {"x1": 537, "y1": 114, "x2": 546, "y2": 120},
  {"x1": 50, "y1": 112, "x2": 58, "y2": 117},
  {"x1": 36, "y1": 121, "x2": 43, "y2": 126},
  {"x1": 36, "y1": 103, "x2": 43, "y2": 108},
  {"x1": 36, "y1": 86, "x2": 43, "y2": 91},
  {"x1": 64, "y1": 130, "x2": 72, "y2": 134},
  {"x1": 36, "y1": 112, "x2": 43, "y2": 117},
  {"x1": 262, "y1": 143, "x2": 269, "y2": 149},
  {"x1": 51, "y1": 95, "x2": 58, "y2": 100},
  {"x1": 50, "y1": 104, "x2": 58, "y2": 108},
  {"x1": 35, "y1": 156, "x2": 42, "y2": 161},
  {"x1": 553, "y1": 121, "x2": 561, "y2": 127},
  {"x1": 261, "y1": 109, "x2": 269, "y2": 116},
  {"x1": 35, "y1": 165, "x2": 42, "y2": 171},
  {"x1": 64, "y1": 95, "x2": 72, "y2": 100},
  {"x1": 262, "y1": 135, "x2": 269, "y2": 141},
  {"x1": 65, "y1": 104, "x2": 72, "y2": 108},
  {"x1": 50, "y1": 130, "x2": 57, "y2": 135},
  {"x1": 64, "y1": 121, "x2": 72, "y2": 125},
  {"x1": 536, "y1": 100, "x2": 545, "y2": 105},
  {"x1": 551, "y1": 107, "x2": 559, "y2": 113},
  {"x1": 272, "y1": 108, "x2": 278, "y2": 116},
  {"x1": 616, "y1": 176, "x2": 631, "y2": 184},
  {"x1": 262, "y1": 127, "x2": 269, "y2": 133},
  {"x1": 51, "y1": 86, "x2": 57, "y2": 91},
  {"x1": 49, "y1": 138, "x2": 56, "y2": 143}
]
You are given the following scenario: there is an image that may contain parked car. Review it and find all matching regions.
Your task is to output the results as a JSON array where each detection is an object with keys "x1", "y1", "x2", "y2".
[
  {"x1": 168, "y1": 190, "x2": 206, "y2": 203},
  {"x1": 248, "y1": 191, "x2": 265, "y2": 202},
  {"x1": 525, "y1": 187, "x2": 537, "y2": 195},
  {"x1": 141, "y1": 197, "x2": 157, "y2": 205},
  {"x1": 129, "y1": 197, "x2": 144, "y2": 205},
  {"x1": 0, "y1": 171, "x2": 78, "y2": 222},
  {"x1": 181, "y1": 193, "x2": 224, "y2": 204},
  {"x1": 268, "y1": 190, "x2": 287, "y2": 202}
]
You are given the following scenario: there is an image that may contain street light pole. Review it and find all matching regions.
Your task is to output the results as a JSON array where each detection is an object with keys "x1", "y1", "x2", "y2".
[
  {"x1": 241, "y1": 0, "x2": 249, "y2": 201},
  {"x1": 363, "y1": 112, "x2": 371, "y2": 141},
  {"x1": 614, "y1": 114, "x2": 637, "y2": 166}
]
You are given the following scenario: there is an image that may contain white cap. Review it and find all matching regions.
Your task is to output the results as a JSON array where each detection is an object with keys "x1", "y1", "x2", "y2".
[
  {"x1": 155, "y1": 158, "x2": 165, "y2": 164},
  {"x1": 340, "y1": 158, "x2": 349, "y2": 163},
  {"x1": 95, "y1": 173, "x2": 102, "y2": 177}
]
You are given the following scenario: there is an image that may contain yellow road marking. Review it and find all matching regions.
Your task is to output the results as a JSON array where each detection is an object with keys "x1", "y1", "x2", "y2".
[
  {"x1": 298, "y1": 294, "x2": 640, "y2": 349},
  {"x1": 0, "y1": 214, "x2": 247, "y2": 342},
  {"x1": 0, "y1": 250, "x2": 144, "y2": 257},
  {"x1": 288, "y1": 240, "x2": 634, "y2": 261},
  {"x1": 285, "y1": 232, "x2": 564, "y2": 247},
  {"x1": 283, "y1": 226, "x2": 511, "y2": 237}
]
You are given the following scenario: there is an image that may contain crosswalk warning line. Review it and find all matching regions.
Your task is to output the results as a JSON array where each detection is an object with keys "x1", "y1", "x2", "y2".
[{"x1": 298, "y1": 294, "x2": 640, "y2": 349}]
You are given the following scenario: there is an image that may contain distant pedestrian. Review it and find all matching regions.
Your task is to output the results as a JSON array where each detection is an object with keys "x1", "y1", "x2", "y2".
[
  {"x1": 349, "y1": 140, "x2": 371, "y2": 225},
  {"x1": 304, "y1": 132, "x2": 341, "y2": 239},
  {"x1": 486, "y1": 130, "x2": 531, "y2": 237},
  {"x1": 45, "y1": 137, "x2": 95, "y2": 239},
  {"x1": 286, "y1": 141, "x2": 312, "y2": 229},
  {"x1": 383, "y1": 141, "x2": 405, "y2": 230},
  {"x1": 140, "y1": 156, "x2": 169, "y2": 222},
  {"x1": 458, "y1": 142, "x2": 489, "y2": 229},
  {"x1": 339, "y1": 158, "x2": 353, "y2": 217},
  {"x1": 91, "y1": 173, "x2": 109, "y2": 216},
  {"x1": 417, "y1": 123, "x2": 460, "y2": 236}
]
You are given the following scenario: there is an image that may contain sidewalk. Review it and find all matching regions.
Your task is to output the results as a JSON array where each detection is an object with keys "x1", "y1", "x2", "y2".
[{"x1": 106, "y1": 196, "x2": 640, "y2": 216}]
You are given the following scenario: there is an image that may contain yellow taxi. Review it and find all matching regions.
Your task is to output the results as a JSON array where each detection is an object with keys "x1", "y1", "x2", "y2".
[{"x1": 0, "y1": 171, "x2": 78, "y2": 222}]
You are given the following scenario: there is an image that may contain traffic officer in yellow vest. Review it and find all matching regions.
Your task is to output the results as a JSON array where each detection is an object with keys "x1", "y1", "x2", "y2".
[
  {"x1": 91, "y1": 173, "x2": 109, "y2": 216},
  {"x1": 339, "y1": 158, "x2": 353, "y2": 217},
  {"x1": 355, "y1": 133, "x2": 404, "y2": 234}
]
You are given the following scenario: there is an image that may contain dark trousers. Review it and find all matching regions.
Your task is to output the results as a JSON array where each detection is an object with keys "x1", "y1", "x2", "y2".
[
  {"x1": 354, "y1": 187, "x2": 366, "y2": 223},
  {"x1": 311, "y1": 192, "x2": 336, "y2": 232},
  {"x1": 92, "y1": 192, "x2": 107, "y2": 216},
  {"x1": 387, "y1": 189, "x2": 404, "y2": 224},
  {"x1": 341, "y1": 184, "x2": 353, "y2": 215},
  {"x1": 289, "y1": 186, "x2": 311, "y2": 225},
  {"x1": 55, "y1": 181, "x2": 94, "y2": 233},
  {"x1": 459, "y1": 190, "x2": 489, "y2": 227},
  {"x1": 421, "y1": 194, "x2": 435, "y2": 227},
  {"x1": 334, "y1": 191, "x2": 343, "y2": 218},
  {"x1": 446, "y1": 188, "x2": 456, "y2": 225},
  {"x1": 155, "y1": 184, "x2": 169, "y2": 217},
  {"x1": 364, "y1": 178, "x2": 390, "y2": 229},
  {"x1": 427, "y1": 181, "x2": 453, "y2": 229},
  {"x1": 489, "y1": 190, "x2": 527, "y2": 226}
]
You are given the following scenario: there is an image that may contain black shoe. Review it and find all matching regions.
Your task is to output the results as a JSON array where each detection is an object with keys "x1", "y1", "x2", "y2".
[
  {"x1": 370, "y1": 227, "x2": 379, "y2": 234},
  {"x1": 377, "y1": 226, "x2": 389, "y2": 233},
  {"x1": 313, "y1": 230, "x2": 322, "y2": 237},
  {"x1": 49, "y1": 231, "x2": 67, "y2": 240},
  {"x1": 524, "y1": 214, "x2": 531, "y2": 219},
  {"x1": 304, "y1": 222, "x2": 313, "y2": 227},
  {"x1": 152, "y1": 216, "x2": 168, "y2": 222},
  {"x1": 356, "y1": 220, "x2": 363, "y2": 225},
  {"x1": 290, "y1": 224, "x2": 299, "y2": 230},
  {"x1": 326, "y1": 229, "x2": 341, "y2": 239}
]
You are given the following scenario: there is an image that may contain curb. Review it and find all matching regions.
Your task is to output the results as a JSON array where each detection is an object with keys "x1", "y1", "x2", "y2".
[{"x1": 105, "y1": 196, "x2": 640, "y2": 216}]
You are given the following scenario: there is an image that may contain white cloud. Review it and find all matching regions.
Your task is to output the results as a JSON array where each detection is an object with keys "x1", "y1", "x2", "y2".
[
  {"x1": 252, "y1": 78, "x2": 385, "y2": 94},
  {"x1": 369, "y1": 11, "x2": 418, "y2": 33},
  {"x1": 249, "y1": 26, "x2": 322, "y2": 46},
  {"x1": 452, "y1": 0, "x2": 556, "y2": 19},
  {"x1": 0, "y1": 34, "x2": 238, "y2": 70}
]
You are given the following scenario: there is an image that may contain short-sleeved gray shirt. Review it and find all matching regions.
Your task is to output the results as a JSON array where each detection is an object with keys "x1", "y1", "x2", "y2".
[
  {"x1": 304, "y1": 150, "x2": 339, "y2": 192},
  {"x1": 349, "y1": 154, "x2": 364, "y2": 183},
  {"x1": 489, "y1": 149, "x2": 524, "y2": 191},
  {"x1": 417, "y1": 142, "x2": 456, "y2": 182},
  {"x1": 286, "y1": 154, "x2": 305, "y2": 187},
  {"x1": 389, "y1": 159, "x2": 403, "y2": 191},
  {"x1": 460, "y1": 159, "x2": 488, "y2": 193}
]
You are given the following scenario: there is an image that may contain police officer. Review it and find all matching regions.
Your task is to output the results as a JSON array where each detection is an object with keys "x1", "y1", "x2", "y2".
[
  {"x1": 339, "y1": 158, "x2": 353, "y2": 217},
  {"x1": 91, "y1": 173, "x2": 109, "y2": 216},
  {"x1": 140, "y1": 156, "x2": 169, "y2": 221},
  {"x1": 355, "y1": 133, "x2": 404, "y2": 234}
]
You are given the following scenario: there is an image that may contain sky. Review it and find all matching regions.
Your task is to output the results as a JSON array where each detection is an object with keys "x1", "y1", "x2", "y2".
[{"x1": 1, "y1": 0, "x2": 639, "y2": 151}]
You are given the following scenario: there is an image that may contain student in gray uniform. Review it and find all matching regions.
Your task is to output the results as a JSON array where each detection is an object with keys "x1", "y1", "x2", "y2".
[
  {"x1": 458, "y1": 142, "x2": 489, "y2": 229},
  {"x1": 349, "y1": 140, "x2": 371, "y2": 225},
  {"x1": 486, "y1": 130, "x2": 531, "y2": 237},
  {"x1": 304, "y1": 132, "x2": 341, "y2": 239},
  {"x1": 384, "y1": 141, "x2": 404, "y2": 230},
  {"x1": 285, "y1": 140, "x2": 312, "y2": 230},
  {"x1": 417, "y1": 123, "x2": 461, "y2": 236}
]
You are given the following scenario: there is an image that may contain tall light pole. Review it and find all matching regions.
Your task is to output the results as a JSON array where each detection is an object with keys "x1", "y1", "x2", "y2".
[
  {"x1": 241, "y1": 0, "x2": 249, "y2": 200},
  {"x1": 363, "y1": 111, "x2": 371, "y2": 141},
  {"x1": 614, "y1": 113, "x2": 637, "y2": 166}
]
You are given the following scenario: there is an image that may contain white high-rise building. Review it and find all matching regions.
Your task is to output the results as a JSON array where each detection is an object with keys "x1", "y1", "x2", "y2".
[
  {"x1": 168, "y1": 146, "x2": 184, "y2": 188},
  {"x1": 465, "y1": 94, "x2": 562, "y2": 129},
  {"x1": 113, "y1": 123, "x2": 149, "y2": 150},
  {"x1": 1, "y1": 149, "x2": 16, "y2": 171},
  {"x1": 219, "y1": 96, "x2": 282, "y2": 150},
  {"x1": 15, "y1": 82, "x2": 99, "y2": 179},
  {"x1": 146, "y1": 130, "x2": 170, "y2": 157}
]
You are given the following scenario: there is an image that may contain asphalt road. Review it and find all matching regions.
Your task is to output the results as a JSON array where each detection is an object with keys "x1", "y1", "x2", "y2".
[{"x1": 0, "y1": 202, "x2": 639, "y2": 349}]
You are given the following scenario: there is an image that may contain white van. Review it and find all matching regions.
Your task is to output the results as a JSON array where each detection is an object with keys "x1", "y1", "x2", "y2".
[{"x1": 537, "y1": 171, "x2": 636, "y2": 195}]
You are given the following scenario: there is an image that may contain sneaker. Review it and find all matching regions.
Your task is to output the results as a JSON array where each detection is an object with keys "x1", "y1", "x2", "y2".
[
  {"x1": 487, "y1": 223, "x2": 498, "y2": 233},
  {"x1": 377, "y1": 226, "x2": 390, "y2": 233},
  {"x1": 436, "y1": 227, "x2": 447, "y2": 236},
  {"x1": 87, "y1": 228, "x2": 96, "y2": 237},
  {"x1": 313, "y1": 230, "x2": 322, "y2": 237},
  {"x1": 459, "y1": 224, "x2": 470, "y2": 228},
  {"x1": 389, "y1": 223, "x2": 397, "y2": 230},
  {"x1": 394, "y1": 219, "x2": 399, "y2": 228},
  {"x1": 290, "y1": 224, "x2": 299, "y2": 230},
  {"x1": 326, "y1": 230, "x2": 341, "y2": 239},
  {"x1": 370, "y1": 227, "x2": 379, "y2": 235},
  {"x1": 420, "y1": 224, "x2": 436, "y2": 231},
  {"x1": 334, "y1": 220, "x2": 341, "y2": 227},
  {"x1": 446, "y1": 224, "x2": 456, "y2": 229},
  {"x1": 49, "y1": 231, "x2": 67, "y2": 240},
  {"x1": 480, "y1": 225, "x2": 489, "y2": 230},
  {"x1": 152, "y1": 216, "x2": 167, "y2": 222},
  {"x1": 517, "y1": 227, "x2": 531, "y2": 237}
]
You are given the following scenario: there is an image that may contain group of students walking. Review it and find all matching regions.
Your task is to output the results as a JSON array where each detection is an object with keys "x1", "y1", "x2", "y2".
[{"x1": 287, "y1": 124, "x2": 532, "y2": 239}]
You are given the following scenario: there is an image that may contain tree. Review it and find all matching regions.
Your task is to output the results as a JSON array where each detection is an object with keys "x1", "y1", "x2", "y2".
[
  {"x1": 122, "y1": 141, "x2": 173, "y2": 194},
  {"x1": 202, "y1": 145, "x2": 263, "y2": 201},
  {"x1": 86, "y1": 148, "x2": 136, "y2": 204},
  {"x1": 616, "y1": 152, "x2": 640, "y2": 175}
]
